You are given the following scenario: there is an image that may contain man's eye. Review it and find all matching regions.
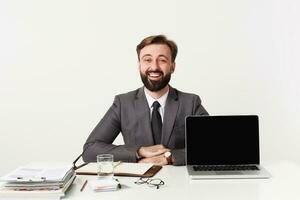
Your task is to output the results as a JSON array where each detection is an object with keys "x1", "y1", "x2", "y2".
[
  {"x1": 144, "y1": 58, "x2": 152, "y2": 62},
  {"x1": 159, "y1": 59, "x2": 167, "y2": 63}
]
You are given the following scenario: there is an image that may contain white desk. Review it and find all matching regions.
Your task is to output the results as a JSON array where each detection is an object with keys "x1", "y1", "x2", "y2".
[{"x1": 65, "y1": 161, "x2": 300, "y2": 200}]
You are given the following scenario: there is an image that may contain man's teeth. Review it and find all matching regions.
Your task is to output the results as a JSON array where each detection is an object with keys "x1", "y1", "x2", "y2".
[{"x1": 149, "y1": 73, "x2": 161, "y2": 77}]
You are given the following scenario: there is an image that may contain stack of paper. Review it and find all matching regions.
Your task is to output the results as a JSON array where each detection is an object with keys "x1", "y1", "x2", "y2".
[
  {"x1": 89, "y1": 179, "x2": 121, "y2": 192},
  {"x1": 0, "y1": 163, "x2": 75, "y2": 199}
]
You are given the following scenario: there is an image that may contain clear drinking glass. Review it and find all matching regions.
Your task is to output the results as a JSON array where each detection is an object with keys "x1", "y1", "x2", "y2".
[{"x1": 97, "y1": 154, "x2": 114, "y2": 179}]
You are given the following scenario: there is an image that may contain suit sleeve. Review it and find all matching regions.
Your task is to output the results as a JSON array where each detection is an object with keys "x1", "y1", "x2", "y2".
[
  {"x1": 82, "y1": 96, "x2": 140, "y2": 163},
  {"x1": 171, "y1": 95, "x2": 208, "y2": 166}
]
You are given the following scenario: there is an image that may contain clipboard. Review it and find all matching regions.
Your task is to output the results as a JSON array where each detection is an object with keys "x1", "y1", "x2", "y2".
[{"x1": 75, "y1": 162, "x2": 162, "y2": 178}]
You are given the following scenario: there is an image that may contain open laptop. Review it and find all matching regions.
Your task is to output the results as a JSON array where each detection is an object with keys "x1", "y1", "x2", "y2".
[{"x1": 185, "y1": 115, "x2": 270, "y2": 179}]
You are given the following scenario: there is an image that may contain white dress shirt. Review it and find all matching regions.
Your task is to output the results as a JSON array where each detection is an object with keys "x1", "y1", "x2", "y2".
[{"x1": 144, "y1": 88, "x2": 169, "y2": 123}]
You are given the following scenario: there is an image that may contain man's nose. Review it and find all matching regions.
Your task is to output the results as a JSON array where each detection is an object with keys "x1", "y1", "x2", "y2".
[{"x1": 151, "y1": 59, "x2": 160, "y2": 70}]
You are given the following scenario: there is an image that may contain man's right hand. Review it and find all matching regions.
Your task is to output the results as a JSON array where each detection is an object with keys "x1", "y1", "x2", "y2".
[{"x1": 137, "y1": 145, "x2": 169, "y2": 158}]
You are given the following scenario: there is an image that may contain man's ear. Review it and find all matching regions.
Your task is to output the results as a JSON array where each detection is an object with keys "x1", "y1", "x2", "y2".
[{"x1": 171, "y1": 62, "x2": 176, "y2": 73}]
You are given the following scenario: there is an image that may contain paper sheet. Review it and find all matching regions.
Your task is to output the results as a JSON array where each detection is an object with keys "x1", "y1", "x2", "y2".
[
  {"x1": 76, "y1": 162, "x2": 153, "y2": 175},
  {"x1": 0, "y1": 163, "x2": 73, "y2": 182}
]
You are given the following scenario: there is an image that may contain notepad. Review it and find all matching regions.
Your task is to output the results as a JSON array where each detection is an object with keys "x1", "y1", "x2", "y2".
[
  {"x1": 76, "y1": 162, "x2": 161, "y2": 177},
  {"x1": 89, "y1": 179, "x2": 121, "y2": 192}
]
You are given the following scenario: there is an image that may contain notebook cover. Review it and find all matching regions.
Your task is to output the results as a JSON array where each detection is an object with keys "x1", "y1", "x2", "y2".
[{"x1": 75, "y1": 163, "x2": 162, "y2": 177}]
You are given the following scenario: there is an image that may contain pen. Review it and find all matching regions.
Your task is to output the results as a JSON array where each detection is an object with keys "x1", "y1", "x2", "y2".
[
  {"x1": 80, "y1": 180, "x2": 88, "y2": 192},
  {"x1": 114, "y1": 161, "x2": 122, "y2": 169}
]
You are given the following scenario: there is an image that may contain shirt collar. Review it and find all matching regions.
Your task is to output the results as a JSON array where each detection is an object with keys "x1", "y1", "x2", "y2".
[{"x1": 144, "y1": 87, "x2": 169, "y2": 109}]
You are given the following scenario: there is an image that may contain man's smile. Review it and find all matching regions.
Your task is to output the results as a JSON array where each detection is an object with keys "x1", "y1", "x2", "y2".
[{"x1": 147, "y1": 71, "x2": 163, "y2": 81}]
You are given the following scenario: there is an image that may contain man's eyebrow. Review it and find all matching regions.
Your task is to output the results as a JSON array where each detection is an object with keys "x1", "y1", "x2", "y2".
[
  {"x1": 141, "y1": 54, "x2": 152, "y2": 59},
  {"x1": 158, "y1": 55, "x2": 169, "y2": 60},
  {"x1": 141, "y1": 54, "x2": 170, "y2": 60}
]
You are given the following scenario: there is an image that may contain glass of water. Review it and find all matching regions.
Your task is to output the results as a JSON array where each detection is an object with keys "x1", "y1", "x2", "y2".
[{"x1": 97, "y1": 154, "x2": 114, "y2": 179}]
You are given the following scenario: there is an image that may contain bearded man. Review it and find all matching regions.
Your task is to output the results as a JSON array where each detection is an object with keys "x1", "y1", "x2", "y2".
[{"x1": 82, "y1": 35, "x2": 208, "y2": 166}]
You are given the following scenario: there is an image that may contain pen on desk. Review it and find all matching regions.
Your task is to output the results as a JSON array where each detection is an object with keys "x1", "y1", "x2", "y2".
[
  {"x1": 114, "y1": 161, "x2": 122, "y2": 169},
  {"x1": 80, "y1": 180, "x2": 88, "y2": 192}
]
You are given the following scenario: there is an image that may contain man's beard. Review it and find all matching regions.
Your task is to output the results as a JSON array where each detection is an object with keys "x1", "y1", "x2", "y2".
[{"x1": 140, "y1": 70, "x2": 171, "y2": 92}]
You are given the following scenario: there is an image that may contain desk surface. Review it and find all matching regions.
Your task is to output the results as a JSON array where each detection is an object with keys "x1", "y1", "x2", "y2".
[{"x1": 64, "y1": 161, "x2": 300, "y2": 200}]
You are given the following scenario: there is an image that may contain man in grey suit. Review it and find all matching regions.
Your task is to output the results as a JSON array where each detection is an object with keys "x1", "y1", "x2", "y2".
[{"x1": 82, "y1": 35, "x2": 208, "y2": 166}]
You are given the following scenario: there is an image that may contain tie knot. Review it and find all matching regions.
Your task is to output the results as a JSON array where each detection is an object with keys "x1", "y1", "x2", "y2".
[{"x1": 152, "y1": 101, "x2": 161, "y2": 110}]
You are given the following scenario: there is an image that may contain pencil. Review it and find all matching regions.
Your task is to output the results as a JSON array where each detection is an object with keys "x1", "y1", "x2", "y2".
[{"x1": 80, "y1": 180, "x2": 88, "y2": 192}]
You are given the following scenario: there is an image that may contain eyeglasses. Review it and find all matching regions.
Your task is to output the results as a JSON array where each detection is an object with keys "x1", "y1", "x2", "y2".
[{"x1": 134, "y1": 177, "x2": 165, "y2": 189}]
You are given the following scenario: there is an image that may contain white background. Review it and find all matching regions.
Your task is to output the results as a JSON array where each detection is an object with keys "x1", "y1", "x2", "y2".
[{"x1": 0, "y1": 0, "x2": 299, "y2": 174}]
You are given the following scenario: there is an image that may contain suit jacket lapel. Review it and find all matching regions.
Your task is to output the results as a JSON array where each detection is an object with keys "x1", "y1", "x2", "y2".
[
  {"x1": 162, "y1": 86, "x2": 179, "y2": 146},
  {"x1": 135, "y1": 87, "x2": 154, "y2": 145}
]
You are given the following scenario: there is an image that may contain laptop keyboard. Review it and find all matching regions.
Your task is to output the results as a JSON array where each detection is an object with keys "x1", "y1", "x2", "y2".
[{"x1": 193, "y1": 165, "x2": 259, "y2": 171}]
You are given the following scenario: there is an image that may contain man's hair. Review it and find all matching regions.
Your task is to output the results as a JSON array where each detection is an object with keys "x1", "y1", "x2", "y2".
[{"x1": 136, "y1": 35, "x2": 178, "y2": 62}]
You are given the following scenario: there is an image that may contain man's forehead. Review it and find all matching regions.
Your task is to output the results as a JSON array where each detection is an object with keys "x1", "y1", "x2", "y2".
[{"x1": 140, "y1": 44, "x2": 171, "y2": 57}]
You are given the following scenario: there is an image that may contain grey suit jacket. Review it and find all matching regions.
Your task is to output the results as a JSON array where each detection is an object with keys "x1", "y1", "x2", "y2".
[{"x1": 82, "y1": 86, "x2": 208, "y2": 165}]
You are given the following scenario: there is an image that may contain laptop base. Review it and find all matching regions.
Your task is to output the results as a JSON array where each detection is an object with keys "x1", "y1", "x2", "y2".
[{"x1": 187, "y1": 165, "x2": 271, "y2": 179}]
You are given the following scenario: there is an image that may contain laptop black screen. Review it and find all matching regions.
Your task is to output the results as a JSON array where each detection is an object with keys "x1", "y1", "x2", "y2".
[{"x1": 186, "y1": 115, "x2": 260, "y2": 165}]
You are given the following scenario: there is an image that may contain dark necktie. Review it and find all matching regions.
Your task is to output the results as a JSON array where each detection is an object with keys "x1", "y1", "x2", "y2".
[{"x1": 151, "y1": 101, "x2": 162, "y2": 144}]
